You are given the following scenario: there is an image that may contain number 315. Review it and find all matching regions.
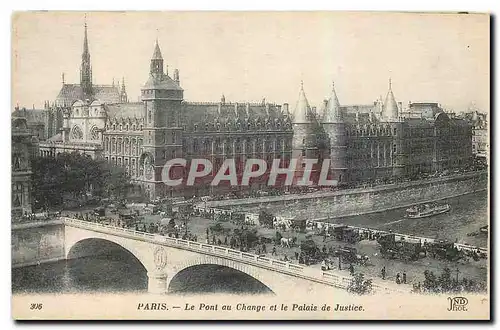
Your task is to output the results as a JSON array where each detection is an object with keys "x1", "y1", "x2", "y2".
[{"x1": 30, "y1": 303, "x2": 42, "y2": 310}]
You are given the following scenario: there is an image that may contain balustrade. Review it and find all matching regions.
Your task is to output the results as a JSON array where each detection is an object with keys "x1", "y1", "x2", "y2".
[{"x1": 62, "y1": 217, "x2": 401, "y2": 293}]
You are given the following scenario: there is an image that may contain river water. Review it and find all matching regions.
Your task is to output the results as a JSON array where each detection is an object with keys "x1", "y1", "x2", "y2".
[
  {"x1": 330, "y1": 190, "x2": 488, "y2": 248},
  {"x1": 12, "y1": 191, "x2": 488, "y2": 295}
]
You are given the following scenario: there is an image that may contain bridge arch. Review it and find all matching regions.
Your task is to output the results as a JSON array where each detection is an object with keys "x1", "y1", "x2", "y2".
[
  {"x1": 168, "y1": 255, "x2": 275, "y2": 295},
  {"x1": 64, "y1": 226, "x2": 158, "y2": 273},
  {"x1": 66, "y1": 237, "x2": 148, "y2": 272}
]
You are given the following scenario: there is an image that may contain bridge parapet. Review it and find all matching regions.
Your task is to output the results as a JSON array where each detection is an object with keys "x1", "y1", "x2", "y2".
[{"x1": 62, "y1": 217, "x2": 410, "y2": 295}]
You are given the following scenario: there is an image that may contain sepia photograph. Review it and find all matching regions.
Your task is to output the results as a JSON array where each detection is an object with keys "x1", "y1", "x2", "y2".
[{"x1": 10, "y1": 11, "x2": 490, "y2": 320}]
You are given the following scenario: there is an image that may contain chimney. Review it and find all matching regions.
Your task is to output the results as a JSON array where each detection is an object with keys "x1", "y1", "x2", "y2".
[
  {"x1": 174, "y1": 69, "x2": 180, "y2": 83},
  {"x1": 282, "y1": 103, "x2": 289, "y2": 113}
]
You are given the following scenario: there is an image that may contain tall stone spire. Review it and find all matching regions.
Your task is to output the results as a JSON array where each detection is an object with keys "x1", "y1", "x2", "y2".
[
  {"x1": 150, "y1": 38, "x2": 164, "y2": 75},
  {"x1": 322, "y1": 81, "x2": 342, "y2": 123},
  {"x1": 383, "y1": 78, "x2": 399, "y2": 121},
  {"x1": 80, "y1": 15, "x2": 93, "y2": 99},
  {"x1": 293, "y1": 81, "x2": 313, "y2": 124},
  {"x1": 120, "y1": 77, "x2": 128, "y2": 103}
]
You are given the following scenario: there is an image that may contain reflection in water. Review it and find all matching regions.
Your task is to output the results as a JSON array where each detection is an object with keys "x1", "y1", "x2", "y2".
[
  {"x1": 12, "y1": 256, "x2": 148, "y2": 294},
  {"x1": 169, "y1": 264, "x2": 273, "y2": 295},
  {"x1": 13, "y1": 256, "x2": 273, "y2": 295}
]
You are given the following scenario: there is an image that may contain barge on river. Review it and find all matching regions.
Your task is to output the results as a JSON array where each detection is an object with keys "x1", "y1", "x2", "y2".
[{"x1": 405, "y1": 203, "x2": 451, "y2": 219}]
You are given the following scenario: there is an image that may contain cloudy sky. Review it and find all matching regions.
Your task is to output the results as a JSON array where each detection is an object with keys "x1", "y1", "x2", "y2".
[{"x1": 12, "y1": 11, "x2": 489, "y2": 112}]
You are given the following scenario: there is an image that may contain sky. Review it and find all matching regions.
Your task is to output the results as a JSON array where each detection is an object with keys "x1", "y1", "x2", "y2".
[{"x1": 11, "y1": 11, "x2": 490, "y2": 112}]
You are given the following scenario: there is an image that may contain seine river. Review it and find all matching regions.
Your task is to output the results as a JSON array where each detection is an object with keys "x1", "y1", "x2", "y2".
[{"x1": 12, "y1": 191, "x2": 487, "y2": 295}]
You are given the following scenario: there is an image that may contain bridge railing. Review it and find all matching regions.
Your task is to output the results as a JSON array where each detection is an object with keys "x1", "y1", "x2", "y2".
[{"x1": 62, "y1": 217, "x2": 409, "y2": 294}]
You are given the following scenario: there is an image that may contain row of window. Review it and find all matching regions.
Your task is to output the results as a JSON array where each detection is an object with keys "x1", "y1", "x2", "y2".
[
  {"x1": 346, "y1": 126, "x2": 397, "y2": 137},
  {"x1": 182, "y1": 137, "x2": 292, "y2": 155},
  {"x1": 103, "y1": 137, "x2": 143, "y2": 156},
  {"x1": 106, "y1": 123, "x2": 144, "y2": 132},
  {"x1": 186, "y1": 120, "x2": 292, "y2": 133}
]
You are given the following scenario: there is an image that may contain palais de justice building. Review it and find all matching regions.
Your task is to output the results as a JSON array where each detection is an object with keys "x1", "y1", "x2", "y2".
[{"x1": 30, "y1": 23, "x2": 472, "y2": 200}]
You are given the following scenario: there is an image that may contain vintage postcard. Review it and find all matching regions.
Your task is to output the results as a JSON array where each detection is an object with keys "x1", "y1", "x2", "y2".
[{"x1": 11, "y1": 11, "x2": 490, "y2": 320}]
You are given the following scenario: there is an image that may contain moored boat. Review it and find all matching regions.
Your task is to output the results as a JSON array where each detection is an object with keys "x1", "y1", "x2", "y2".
[
  {"x1": 479, "y1": 225, "x2": 488, "y2": 234},
  {"x1": 406, "y1": 203, "x2": 451, "y2": 219}
]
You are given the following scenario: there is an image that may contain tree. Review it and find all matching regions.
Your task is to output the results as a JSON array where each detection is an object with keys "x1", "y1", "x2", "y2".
[
  {"x1": 300, "y1": 238, "x2": 319, "y2": 260},
  {"x1": 259, "y1": 209, "x2": 274, "y2": 228},
  {"x1": 234, "y1": 227, "x2": 260, "y2": 250},
  {"x1": 31, "y1": 152, "x2": 131, "y2": 210},
  {"x1": 100, "y1": 161, "x2": 132, "y2": 200},
  {"x1": 347, "y1": 273, "x2": 373, "y2": 295}
]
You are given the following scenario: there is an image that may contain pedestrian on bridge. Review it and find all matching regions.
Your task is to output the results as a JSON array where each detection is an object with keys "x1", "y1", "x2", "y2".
[
  {"x1": 272, "y1": 246, "x2": 276, "y2": 256},
  {"x1": 403, "y1": 272, "x2": 407, "y2": 284},
  {"x1": 381, "y1": 266, "x2": 386, "y2": 280}
]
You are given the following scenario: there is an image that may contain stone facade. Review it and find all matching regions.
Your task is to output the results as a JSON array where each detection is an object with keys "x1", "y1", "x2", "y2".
[
  {"x1": 30, "y1": 22, "x2": 473, "y2": 200},
  {"x1": 11, "y1": 116, "x2": 36, "y2": 217}
]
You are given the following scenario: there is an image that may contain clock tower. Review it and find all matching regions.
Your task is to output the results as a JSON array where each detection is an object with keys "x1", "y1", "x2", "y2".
[{"x1": 140, "y1": 39, "x2": 184, "y2": 199}]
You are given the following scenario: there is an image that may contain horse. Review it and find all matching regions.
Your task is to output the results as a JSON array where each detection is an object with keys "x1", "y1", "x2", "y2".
[{"x1": 280, "y1": 237, "x2": 296, "y2": 248}]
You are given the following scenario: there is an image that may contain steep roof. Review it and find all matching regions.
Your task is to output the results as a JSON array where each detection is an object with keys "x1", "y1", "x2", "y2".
[
  {"x1": 56, "y1": 84, "x2": 82, "y2": 105},
  {"x1": 93, "y1": 85, "x2": 121, "y2": 103},
  {"x1": 143, "y1": 74, "x2": 183, "y2": 91},
  {"x1": 55, "y1": 84, "x2": 120, "y2": 106},
  {"x1": 106, "y1": 102, "x2": 143, "y2": 119},
  {"x1": 181, "y1": 102, "x2": 284, "y2": 124},
  {"x1": 152, "y1": 39, "x2": 163, "y2": 60},
  {"x1": 322, "y1": 82, "x2": 342, "y2": 123},
  {"x1": 383, "y1": 79, "x2": 399, "y2": 120},
  {"x1": 292, "y1": 82, "x2": 313, "y2": 124}
]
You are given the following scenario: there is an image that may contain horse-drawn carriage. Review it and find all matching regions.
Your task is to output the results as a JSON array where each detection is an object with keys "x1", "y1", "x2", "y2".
[
  {"x1": 378, "y1": 233, "x2": 425, "y2": 261},
  {"x1": 332, "y1": 226, "x2": 360, "y2": 243},
  {"x1": 426, "y1": 240, "x2": 462, "y2": 261},
  {"x1": 332, "y1": 246, "x2": 370, "y2": 266}
]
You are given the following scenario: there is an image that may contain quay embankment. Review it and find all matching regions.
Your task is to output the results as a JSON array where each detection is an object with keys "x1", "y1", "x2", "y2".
[
  {"x1": 205, "y1": 171, "x2": 488, "y2": 220},
  {"x1": 12, "y1": 220, "x2": 65, "y2": 268}
]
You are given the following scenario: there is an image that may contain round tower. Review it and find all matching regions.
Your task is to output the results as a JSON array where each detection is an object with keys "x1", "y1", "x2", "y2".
[
  {"x1": 382, "y1": 78, "x2": 405, "y2": 178},
  {"x1": 291, "y1": 81, "x2": 319, "y2": 186},
  {"x1": 321, "y1": 81, "x2": 347, "y2": 183}
]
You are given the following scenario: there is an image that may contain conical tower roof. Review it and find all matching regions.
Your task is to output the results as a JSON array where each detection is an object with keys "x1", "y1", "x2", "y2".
[
  {"x1": 293, "y1": 81, "x2": 313, "y2": 124},
  {"x1": 383, "y1": 78, "x2": 399, "y2": 120},
  {"x1": 322, "y1": 81, "x2": 342, "y2": 123},
  {"x1": 152, "y1": 39, "x2": 163, "y2": 60}
]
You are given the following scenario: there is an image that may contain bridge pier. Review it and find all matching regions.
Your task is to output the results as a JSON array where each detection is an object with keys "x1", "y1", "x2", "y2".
[{"x1": 147, "y1": 272, "x2": 169, "y2": 294}]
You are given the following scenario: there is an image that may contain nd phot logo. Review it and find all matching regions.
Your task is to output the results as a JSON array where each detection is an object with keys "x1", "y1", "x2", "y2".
[{"x1": 447, "y1": 297, "x2": 468, "y2": 312}]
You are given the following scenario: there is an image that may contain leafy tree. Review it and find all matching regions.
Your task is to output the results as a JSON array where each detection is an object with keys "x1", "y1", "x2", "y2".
[
  {"x1": 210, "y1": 222, "x2": 226, "y2": 235},
  {"x1": 31, "y1": 152, "x2": 131, "y2": 210},
  {"x1": 347, "y1": 273, "x2": 373, "y2": 295},
  {"x1": 259, "y1": 209, "x2": 274, "y2": 228},
  {"x1": 234, "y1": 227, "x2": 259, "y2": 250},
  {"x1": 300, "y1": 238, "x2": 319, "y2": 259}
]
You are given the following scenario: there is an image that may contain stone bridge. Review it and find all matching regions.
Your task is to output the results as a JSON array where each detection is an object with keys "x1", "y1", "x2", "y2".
[{"x1": 63, "y1": 218, "x2": 408, "y2": 295}]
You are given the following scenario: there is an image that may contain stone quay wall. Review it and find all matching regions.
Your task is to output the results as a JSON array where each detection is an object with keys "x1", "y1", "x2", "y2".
[
  {"x1": 11, "y1": 220, "x2": 65, "y2": 268},
  {"x1": 205, "y1": 171, "x2": 488, "y2": 220}
]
